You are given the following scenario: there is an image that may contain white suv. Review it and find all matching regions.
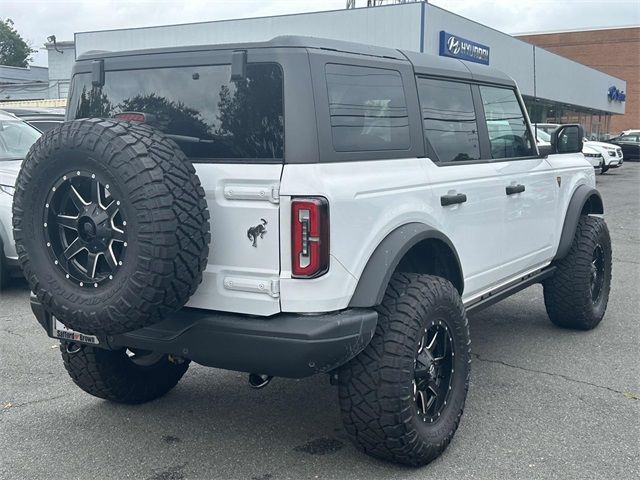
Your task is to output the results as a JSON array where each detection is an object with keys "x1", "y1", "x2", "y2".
[{"x1": 14, "y1": 37, "x2": 611, "y2": 467}]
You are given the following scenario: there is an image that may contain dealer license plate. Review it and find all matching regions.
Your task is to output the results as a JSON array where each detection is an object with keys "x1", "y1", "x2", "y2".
[{"x1": 51, "y1": 317, "x2": 99, "y2": 344}]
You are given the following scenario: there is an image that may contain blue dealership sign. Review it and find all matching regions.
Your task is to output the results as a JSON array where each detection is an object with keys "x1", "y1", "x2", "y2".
[
  {"x1": 439, "y1": 31, "x2": 490, "y2": 65},
  {"x1": 607, "y1": 86, "x2": 626, "y2": 102}
]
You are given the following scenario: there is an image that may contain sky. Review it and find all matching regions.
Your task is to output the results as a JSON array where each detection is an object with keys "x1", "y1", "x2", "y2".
[{"x1": 2, "y1": 0, "x2": 639, "y2": 66}]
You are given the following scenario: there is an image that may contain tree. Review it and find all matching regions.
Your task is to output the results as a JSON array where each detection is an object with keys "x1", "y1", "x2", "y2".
[{"x1": 0, "y1": 18, "x2": 35, "y2": 67}]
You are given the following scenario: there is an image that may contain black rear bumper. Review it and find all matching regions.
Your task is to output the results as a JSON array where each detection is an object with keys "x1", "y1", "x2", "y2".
[{"x1": 31, "y1": 296, "x2": 378, "y2": 378}]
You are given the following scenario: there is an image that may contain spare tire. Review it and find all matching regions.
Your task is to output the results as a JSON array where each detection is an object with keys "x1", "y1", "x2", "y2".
[{"x1": 13, "y1": 119, "x2": 210, "y2": 335}]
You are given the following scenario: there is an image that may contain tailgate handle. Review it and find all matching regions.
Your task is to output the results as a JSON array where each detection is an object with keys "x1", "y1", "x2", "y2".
[
  {"x1": 506, "y1": 184, "x2": 526, "y2": 195},
  {"x1": 440, "y1": 193, "x2": 467, "y2": 206}
]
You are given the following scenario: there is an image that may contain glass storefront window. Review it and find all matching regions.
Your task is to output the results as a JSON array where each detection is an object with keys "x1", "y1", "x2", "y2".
[{"x1": 523, "y1": 96, "x2": 612, "y2": 141}]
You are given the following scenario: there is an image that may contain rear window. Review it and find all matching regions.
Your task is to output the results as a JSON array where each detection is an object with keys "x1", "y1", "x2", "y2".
[
  {"x1": 416, "y1": 78, "x2": 480, "y2": 163},
  {"x1": 68, "y1": 63, "x2": 284, "y2": 160},
  {"x1": 325, "y1": 64, "x2": 410, "y2": 152}
]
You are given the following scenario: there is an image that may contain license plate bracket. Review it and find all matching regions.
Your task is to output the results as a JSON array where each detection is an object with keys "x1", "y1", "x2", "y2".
[{"x1": 51, "y1": 317, "x2": 99, "y2": 345}]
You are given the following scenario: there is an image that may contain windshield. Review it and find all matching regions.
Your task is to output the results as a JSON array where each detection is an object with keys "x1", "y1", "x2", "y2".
[
  {"x1": 536, "y1": 130, "x2": 551, "y2": 142},
  {"x1": 0, "y1": 119, "x2": 41, "y2": 161}
]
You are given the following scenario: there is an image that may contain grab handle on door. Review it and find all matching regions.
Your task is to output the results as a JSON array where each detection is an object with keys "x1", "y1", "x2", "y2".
[
  {"x1": 506, "y1": 184, "x2": 525, "y2": 195},
  {"x1": 440, "y1": 193, "x2": 467, "y2": 206}
]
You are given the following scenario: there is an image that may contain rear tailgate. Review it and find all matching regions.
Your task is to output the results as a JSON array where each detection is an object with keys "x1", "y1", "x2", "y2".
[{"x1": 186, "y1": 164, "x2": 282, "y2": 315}]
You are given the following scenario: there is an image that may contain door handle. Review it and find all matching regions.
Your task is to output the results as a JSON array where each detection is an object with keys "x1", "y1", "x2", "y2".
[
  {"x1": 440, "y1": 193, "x2": 467, "y2": 206},
  {"x1": 506, "y1": 184, "x2": 525, "y2": 195}
]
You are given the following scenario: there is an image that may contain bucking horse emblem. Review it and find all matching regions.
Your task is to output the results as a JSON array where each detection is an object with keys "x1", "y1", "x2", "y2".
[{"x1": 247, "y1": 219, "x2": 268, "y2": 247}]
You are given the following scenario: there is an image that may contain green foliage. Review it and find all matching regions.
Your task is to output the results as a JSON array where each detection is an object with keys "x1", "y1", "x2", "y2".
[
  {"x1": 120, "y1": 93, "x2": 210, "y2": 139},
  {"x1": 75, "y1": 86, "x2": 113, "y2": 119},
  {"x1": 0, "y1": 18, "x2": 36, "y2": 67},
  {"x1": 216, "y1": 66, "x2": 284, "y2": 158}
]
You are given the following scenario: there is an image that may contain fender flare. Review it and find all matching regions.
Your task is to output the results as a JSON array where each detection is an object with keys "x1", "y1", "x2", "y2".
[
  {"x1": 348, "y1": 223, "x2": 464, "y2": 308},
  {"x1": 554, "y1": 184, "x2": 604, "y2": 261}
]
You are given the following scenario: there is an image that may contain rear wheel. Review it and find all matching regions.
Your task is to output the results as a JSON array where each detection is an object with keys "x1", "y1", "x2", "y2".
[
  {"x1": 544, "y1": 216, "x2": 611, "y2": 330},
  {"x1": 338, "y1": 273, "x2": 470, "y2": 466},
  {"x1": 61, "y1": 343, "x2": 190, "y2": 404}
]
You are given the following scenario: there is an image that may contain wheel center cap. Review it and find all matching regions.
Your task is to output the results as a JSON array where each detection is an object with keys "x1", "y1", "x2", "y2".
[{"x1": 79, "y1": 217, "x2": 97, "y2": 241}]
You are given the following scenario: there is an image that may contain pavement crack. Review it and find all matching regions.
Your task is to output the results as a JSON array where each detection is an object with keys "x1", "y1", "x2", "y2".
[
  {"x1": 1, "y1": 393, "x2": 67, "y2": 413},
  {"x1": 0, "y1": 327, "x2": 25, "y2": 339},
  {"x1": 471, "y1": 352, "x2": 627, "y2": 396}
]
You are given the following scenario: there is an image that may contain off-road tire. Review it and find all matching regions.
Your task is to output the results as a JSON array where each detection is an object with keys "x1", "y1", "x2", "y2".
[
  {"x1": 544, "y1": 216, "x2": 611, "y2": 330},
  {"x1": 338, "y1": 273, "x2": 471, "y2": 467},
  {"x1": 12, "y1": 119, "x2": 210, "y2": 335},
  {"x1": 61, "y1": 343, "x2": 189, "y2": 404}
]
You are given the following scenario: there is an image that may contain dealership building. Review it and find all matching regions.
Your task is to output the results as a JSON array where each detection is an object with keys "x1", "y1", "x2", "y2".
[{"x1": 7, "y1": 2, "x2": 631, "y2": 138}]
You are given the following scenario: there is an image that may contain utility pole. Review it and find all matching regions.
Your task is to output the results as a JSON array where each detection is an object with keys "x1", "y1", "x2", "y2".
[{"x1": 346, "y1": 0, "x2": 422, "y2": 9}]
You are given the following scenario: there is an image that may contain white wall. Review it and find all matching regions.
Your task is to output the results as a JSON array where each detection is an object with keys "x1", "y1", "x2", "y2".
[
  {"x1": 75, "y1": 4, "x2": 422, "y2": 56},
  {"x1": 47, "y1": 43, "x2": 76, "y2": 99},
  {"x1": 534, "y1": 47, "x2": 625, "y2": 114}
]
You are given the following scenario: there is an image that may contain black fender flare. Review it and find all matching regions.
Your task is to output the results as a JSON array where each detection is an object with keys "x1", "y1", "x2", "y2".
[
  {"x1": 554, "y1": 184, "x2": 604, "y2": 261},
  {"x1": 348, "y1": 223, "x2": 464, "y2": 308}
]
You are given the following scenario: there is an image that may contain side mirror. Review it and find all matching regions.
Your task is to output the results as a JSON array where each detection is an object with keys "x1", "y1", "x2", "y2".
[{"x1": 551, "y1": 124, "x2": 584, "y2": 154}]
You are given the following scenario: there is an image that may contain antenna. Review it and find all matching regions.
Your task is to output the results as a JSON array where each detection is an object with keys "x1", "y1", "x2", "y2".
[{"x1": 346, "y1": 0, "x2": 422, "y2": 9}]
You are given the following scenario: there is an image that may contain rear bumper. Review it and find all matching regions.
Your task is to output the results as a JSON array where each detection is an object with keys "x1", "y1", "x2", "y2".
[{"x1": 31, "y1": 296, "x2": 378, "y2": 378}]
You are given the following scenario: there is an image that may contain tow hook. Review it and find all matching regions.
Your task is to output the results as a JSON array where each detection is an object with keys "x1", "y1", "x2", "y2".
[{"x1": 248, "y1": 373, "x2": 273, "y2": 389}]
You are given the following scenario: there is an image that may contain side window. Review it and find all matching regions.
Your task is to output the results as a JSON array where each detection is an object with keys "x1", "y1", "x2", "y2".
[
  {"x1": 479, "y1": 86, "x2": 535, "y2": 159},
  {"x1": 416, "y1": 78, "x2": 480, "y2": 162},
  {"x1": 325, "y1": 64, "x2": 410, "y2": 152}
]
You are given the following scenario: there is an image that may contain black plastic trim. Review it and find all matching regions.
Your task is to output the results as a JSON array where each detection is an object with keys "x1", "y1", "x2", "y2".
[
  {"x1": 91, "y1": 59, "x2": 104, "y2": 86},
  {"x1": 349, "y1": 223, "x2": 464, "y2": 307},
  {"x1": 31, "y1": 297, "x2": 378, "y2": 379},
  {"x1": 554, "y1": 185, "x2": 604, "y2": 261},
  {"x1": 465, "y1": 267, "x2": 556, "y2": 313}
]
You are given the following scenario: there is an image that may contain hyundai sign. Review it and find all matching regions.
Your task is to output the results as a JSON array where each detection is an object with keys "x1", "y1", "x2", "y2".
[{"x1": 439, "y1": 31, "x2": 490, "y2": 65}]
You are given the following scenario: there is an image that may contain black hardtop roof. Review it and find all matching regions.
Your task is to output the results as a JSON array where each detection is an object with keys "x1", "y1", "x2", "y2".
[{"x1": 76, "y1": 35, "x2": 515, "y2": 87}]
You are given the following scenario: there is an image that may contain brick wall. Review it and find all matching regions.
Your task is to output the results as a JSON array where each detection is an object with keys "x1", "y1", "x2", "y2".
[{"x1": 517, "y1": 27, "x2": 639, "y2": 134}]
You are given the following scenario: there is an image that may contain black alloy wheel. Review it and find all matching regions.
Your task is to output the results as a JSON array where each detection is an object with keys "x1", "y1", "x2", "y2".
[
  {"x1": 44, "y1": 171, "x2": 127, "y2": 288},
  {"x1": 414, "y1": 321, "x2": 455, "y2": 423},
  {"x1": 590, "y1": 244, "x2": 605, "y2": 304}
]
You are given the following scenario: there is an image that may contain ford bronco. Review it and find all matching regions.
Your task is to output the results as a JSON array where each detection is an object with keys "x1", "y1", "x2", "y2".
[{"x1": 13, "y1": 36, "x2": 611, "y2": 466}]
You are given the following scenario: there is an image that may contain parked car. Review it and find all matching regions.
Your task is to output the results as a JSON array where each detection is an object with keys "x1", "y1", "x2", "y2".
[
  {"x1": 0, "y1": 110, "x2": 42, "y2": 289},
  {"x1": 15, "y1": 36, "x2": 610, "y2": 467},
  {"x1": 582, "y1": 138, "x2": 624, "y2": 172},
  {"x1": 619, "y1": 129, "x2": 640, "y2": 136},
  {"x1": 583, "y1": 145, "x2": 606, "y2": 171},
  {"x1": 608, "y1": 133, "x2": 640, "y2": 160},
  {"x1": 0, "y1": 107, "x2": 65, "y2": 132},
  {"x1": 536, "y1": 130, "x2": 605, "y2": 172}
]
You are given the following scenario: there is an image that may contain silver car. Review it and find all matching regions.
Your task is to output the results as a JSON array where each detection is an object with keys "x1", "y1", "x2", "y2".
[{"x1": 0, "y1": 110, "x2": 42, "y2": 289}]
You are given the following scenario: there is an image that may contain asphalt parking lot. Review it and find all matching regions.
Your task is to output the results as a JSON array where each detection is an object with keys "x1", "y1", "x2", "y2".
[{"x1": 1, "y1": 164, "x2": 639, "y2": 480}]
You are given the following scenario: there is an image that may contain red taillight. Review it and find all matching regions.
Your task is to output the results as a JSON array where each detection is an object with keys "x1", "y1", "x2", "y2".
[
  {"x1": 291, "y1": 197, "x2": 329, "y2": 278},
  {"x1": 114, "y1": 112, "x2": 146, "y2": 122}
]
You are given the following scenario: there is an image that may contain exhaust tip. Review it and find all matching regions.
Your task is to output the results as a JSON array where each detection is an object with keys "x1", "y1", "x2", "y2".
[{"x1": 248, "y1": 373, "x2": 273, "y2": 389}]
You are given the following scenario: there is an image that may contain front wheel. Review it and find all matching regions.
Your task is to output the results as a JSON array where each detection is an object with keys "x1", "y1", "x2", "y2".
[
  {"x1": 61, "y1": 343, "x2": 190, "y2": 404},
  {"x1": 543, "y1": 216, "x2": 611, "y2": 330},
  {"x1": 338, "y1": 273, "x2": 471, "y2": 466}
]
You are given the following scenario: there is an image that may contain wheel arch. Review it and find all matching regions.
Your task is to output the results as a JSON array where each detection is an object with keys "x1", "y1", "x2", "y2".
[
  {"x1": 554, "y1": 184, "x2": 604, "y2": 261},
  {"x1": 348, "y1": 223, "x2": 464, "y2": 308}
]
